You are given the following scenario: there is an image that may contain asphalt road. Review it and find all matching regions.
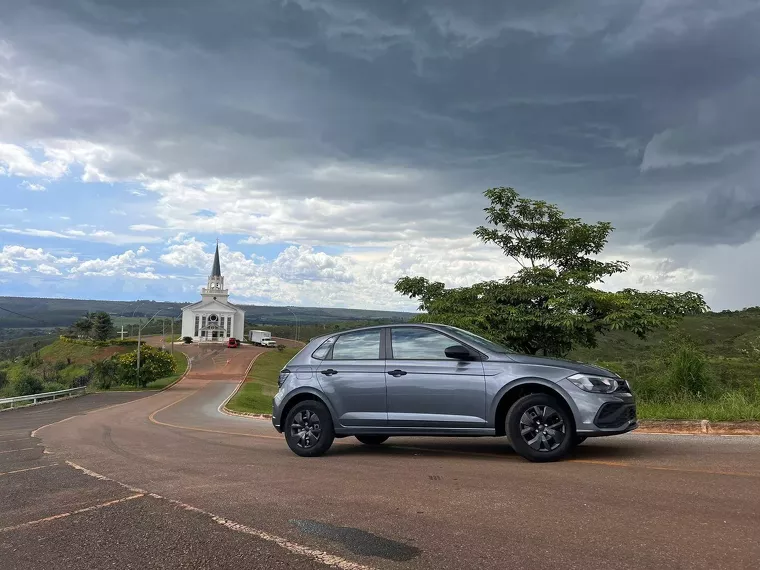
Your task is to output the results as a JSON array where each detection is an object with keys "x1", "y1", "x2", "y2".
[{"x1": 2, "y1": 346, "x2": 760, "y2": 569}]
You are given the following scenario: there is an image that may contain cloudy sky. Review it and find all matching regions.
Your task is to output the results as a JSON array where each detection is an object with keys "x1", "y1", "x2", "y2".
[{"x1": 1, "y1": 1, "x2": 759, "y2": 311}]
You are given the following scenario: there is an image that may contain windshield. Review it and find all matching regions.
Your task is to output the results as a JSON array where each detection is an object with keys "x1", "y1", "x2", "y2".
[{"x1": 437, "y1": 325, "x2": 514, "y2": 354}]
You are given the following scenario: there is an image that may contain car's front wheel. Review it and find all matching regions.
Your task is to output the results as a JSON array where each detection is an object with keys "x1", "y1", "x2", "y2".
[
  {"x1": 506, "y1": 394, "x2": 574, "y2": 462},
  {"x1": 355, "y1": 435, "x2": 389, "y2": 445},
  {"x1": 284, "y1": 400, "x2": 335, "y2": 457}
]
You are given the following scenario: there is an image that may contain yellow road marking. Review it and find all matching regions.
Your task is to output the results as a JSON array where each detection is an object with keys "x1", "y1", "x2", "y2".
[
  {"x1": 0, "y1": 493, "x2": 144, "y2": 533},
  {"x1": 568, "y1": 458, "x2": 760, "y2": 478},
  {"x1": 148, "y1": 380, "x2": 283, "y2": 440}
]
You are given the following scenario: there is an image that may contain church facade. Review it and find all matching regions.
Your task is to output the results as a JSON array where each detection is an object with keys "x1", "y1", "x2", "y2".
[{"x1": 180, "y1": 244, "x2": 245, "y2": 342}]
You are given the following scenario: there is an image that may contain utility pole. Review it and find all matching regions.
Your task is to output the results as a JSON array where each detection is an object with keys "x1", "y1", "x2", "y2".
[
  {"x1": 118, "y1": 325, "x2": 127, "y2": 340},
  {"x1": 137, "y1": 317, "x2": 142, "y2": 386},
  {"x1": 171, "y1": 318, "x2": 174, "y2": 357}
]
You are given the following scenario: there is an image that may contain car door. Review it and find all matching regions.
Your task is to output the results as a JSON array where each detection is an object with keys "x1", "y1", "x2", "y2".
[
  {"x1": 385, "y1": 327, "x2": 487, "y2": 428},
  {"x1": 315, "y1": 328, "x2": 387, "y2": 428}
]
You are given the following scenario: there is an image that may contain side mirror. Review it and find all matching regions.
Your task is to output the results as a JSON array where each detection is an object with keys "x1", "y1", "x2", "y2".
[{"x1": 445, "y1": 345, "x2": 473, "y2": 361}]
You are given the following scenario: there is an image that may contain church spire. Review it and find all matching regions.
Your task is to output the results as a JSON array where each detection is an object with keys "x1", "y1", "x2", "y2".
[{"x1": 211, "y1": 240, "x2": 221, "y2": 277}]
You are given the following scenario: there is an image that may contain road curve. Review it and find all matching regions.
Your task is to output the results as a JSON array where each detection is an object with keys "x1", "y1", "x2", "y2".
[{"x1": 4, "y1": 349, "x2": 760, "y2": 569}]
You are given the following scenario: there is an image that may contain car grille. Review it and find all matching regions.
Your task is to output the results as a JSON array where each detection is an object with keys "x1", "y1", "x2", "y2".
[{"x1": 595, "y1": 402, "x2": 636, "y2": 429}]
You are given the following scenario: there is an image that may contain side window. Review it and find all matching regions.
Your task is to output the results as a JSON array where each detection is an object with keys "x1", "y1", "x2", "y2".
[
  {"x1": 391, "y1": 328, "x2": 458, "y2": 360},
  {"x1": 331, "y1": 329, "x2": 382, "y2": 360},
  {"x1": 312, "y1": 336, "x2": 337, "y2": 360}
]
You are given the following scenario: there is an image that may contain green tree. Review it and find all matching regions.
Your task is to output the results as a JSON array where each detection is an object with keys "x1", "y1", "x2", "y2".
[
  {"x1": 72, "y1": 312, "x2": 94, "y2": 338},
  {"x1": 396, "y1": 187, "x2": 708, "y2": 357},
  {"x1": 91, "y1": 312, "x2": 114, "y2": 342},
  {"x1": 114, "y1": 345, "x2": 176, "y2": 387}
]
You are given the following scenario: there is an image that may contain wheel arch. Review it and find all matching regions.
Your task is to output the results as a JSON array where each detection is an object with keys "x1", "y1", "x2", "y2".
[
  {"x1": 491, "y1": 378, "x2": 578, "y2": 436},
  {"x1": 280, "y1": 388, "x2": 337, "y2": 427}
]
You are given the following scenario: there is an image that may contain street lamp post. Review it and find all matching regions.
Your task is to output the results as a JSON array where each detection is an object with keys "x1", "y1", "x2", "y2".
[{"x1": 286, "y1": 307, "x2": 299, "y2": 342}]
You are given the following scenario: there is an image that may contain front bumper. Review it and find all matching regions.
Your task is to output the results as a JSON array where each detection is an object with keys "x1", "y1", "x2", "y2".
[
  {"x1": 560, "y1": 378, "x2": 638, "y2": 435},
  {"x1": 271, "y1": 392, "x2": 284, "y2": 433}
]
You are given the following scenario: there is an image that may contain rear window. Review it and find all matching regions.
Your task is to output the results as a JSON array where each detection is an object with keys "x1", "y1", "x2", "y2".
[
  {"x1": 331, "y1": 329, "x2": 382, "y2": 360},
  {"x1": 311, "y1": 336, "x2": 336, "y2": 360}
]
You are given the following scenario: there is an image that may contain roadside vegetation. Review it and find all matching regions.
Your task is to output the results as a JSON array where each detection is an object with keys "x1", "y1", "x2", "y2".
[
  {"x1": 395, "y1": 187, "x2": 758, "y2": 422},
  {"x1": 0, "y1": 311, "x2": 186, "y2": 399},
  {"x1": 226, "y1": 347, "x2": 299, "y2": 415}
]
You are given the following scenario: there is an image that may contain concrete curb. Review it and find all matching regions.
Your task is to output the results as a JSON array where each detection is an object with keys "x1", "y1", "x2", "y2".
[{"x1": 638, "y1": 420, "x2": 760, "y2": 436}]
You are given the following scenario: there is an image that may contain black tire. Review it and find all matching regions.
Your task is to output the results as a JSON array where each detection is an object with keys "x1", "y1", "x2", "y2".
[
  {"x1": 355, "y1": 435, "x2": 389, "y2": 445},
  {"x1": 284, "y1": 400, "x2": 335, "y2": 457},
  {"x1": 574, "y1": 435, "x2": 588, "y2": 446},
  {"x1": 506, "y1": 393, "x2": 574, "y2": 462}
]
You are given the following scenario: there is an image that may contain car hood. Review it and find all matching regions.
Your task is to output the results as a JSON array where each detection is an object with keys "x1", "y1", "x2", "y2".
[{"x1": 503, "y1": 354, "x2": 618, "y2": 378}]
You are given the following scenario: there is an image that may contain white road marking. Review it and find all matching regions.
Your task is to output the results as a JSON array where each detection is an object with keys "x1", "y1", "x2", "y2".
[
  {"x1": 66, "y1": 461, "x2": 375, "y2": 570},
  {"x1": 0, "y1": 464, "x2": 58, "y2": 476},
  {"x1": 0, "y1": 438, "x2": 31, "y2": 443},
  {"x1": 0, "y1": 447, "x2": 37, "y2": 454},
  {"x1": 0, "y1": 493, "x2": 144, "y2": 533}
]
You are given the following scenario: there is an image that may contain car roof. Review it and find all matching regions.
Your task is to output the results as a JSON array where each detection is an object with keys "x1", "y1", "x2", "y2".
[{"x1": 307, "y1": 322, "x2": 453, "y2": 344}]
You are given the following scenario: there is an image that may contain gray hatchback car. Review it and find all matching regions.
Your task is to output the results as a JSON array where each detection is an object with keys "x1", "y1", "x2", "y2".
[{"x1": 272, "y1": 323, "x2": 637, "y2": 462}]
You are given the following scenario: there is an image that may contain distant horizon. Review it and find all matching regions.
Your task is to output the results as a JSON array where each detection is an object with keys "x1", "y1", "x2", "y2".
[{"x1": 0, "y1": 294, "x2": 417, "y2": 315}]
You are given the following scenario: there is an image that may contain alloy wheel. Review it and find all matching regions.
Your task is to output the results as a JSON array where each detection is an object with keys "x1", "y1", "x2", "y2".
[
  {"x1": 290, "y1": 410, "x2": 322, "y2": 449},
  {"x1": 519, "y1": 405, "x2": 566, "y2": 452}
]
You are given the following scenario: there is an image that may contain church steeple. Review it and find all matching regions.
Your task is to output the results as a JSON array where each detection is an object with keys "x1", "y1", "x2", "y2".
[
  {"x1": 203, "y1": 240, "x2": 226, "y2": 296},
  {"x1": 211, "y1": 241, "x2": 222, "y2": 277}
]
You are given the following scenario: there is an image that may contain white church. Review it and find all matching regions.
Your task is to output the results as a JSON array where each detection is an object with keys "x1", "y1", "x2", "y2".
[{"x1": 181, "y1": 243, "x2": 245, "y2": 342}]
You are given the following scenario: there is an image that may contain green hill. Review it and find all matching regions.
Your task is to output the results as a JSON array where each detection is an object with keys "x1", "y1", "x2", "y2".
[
  {"x1": 0, "y1": 296, "x2": 413, "y2": 331},
  {"x1": 569, "y1": 308, "x2": 760, "y2": 363}
]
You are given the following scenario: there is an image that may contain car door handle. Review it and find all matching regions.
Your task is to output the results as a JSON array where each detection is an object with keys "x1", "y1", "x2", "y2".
[
  {"x1": 387, "y1": 369, "x2": 407, "y2": 377},
  {"x1": 320, "y1": 369, "x2": 338, "y2": 376}
]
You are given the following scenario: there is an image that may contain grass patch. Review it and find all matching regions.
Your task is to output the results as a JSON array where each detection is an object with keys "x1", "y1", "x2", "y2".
[
  {"x1": 638, "y1": 391, "x2": 760, "y2": 421},
  {"x1": 97, "y1": 351, "x2": 189, "y2": 392},
  {"x1": 226, "y1": 348, "x2": 299, "y2": 414},
  {"x1": 39, "y1": 339, "x2": 130, "y2": 365}
]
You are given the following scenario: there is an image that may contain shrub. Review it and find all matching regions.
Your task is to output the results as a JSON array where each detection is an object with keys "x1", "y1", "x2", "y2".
[
  {"x1": 183, "y1": 337, "x2": 193, "y2": 344},
  {"x1": 114, "y1": 345, "x2": 176, "y2": 387},
  {"x1": 70, "y1": 369, "x2": 93, "y2": 388},
  {"x1": 13, "y1": 372, "x2": 44, "y2": 396},
  {"x1": 42, "y1": 382, "x2": 67, "y2": 393},
  {"x1": 667, "y1": 342, "x2": 714, "y2": 398},
  {"x1": 91, "y1": 359, "x2": 119, "y2": 390},
  {"x1": 22, "y1": 352, "x2": 43, "y2": 368},
  {"x1": 0, "y1": 368, "x2": 7, "y2": 389}
]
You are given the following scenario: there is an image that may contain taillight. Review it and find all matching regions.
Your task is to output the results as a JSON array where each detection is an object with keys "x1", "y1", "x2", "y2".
[{"x1": 278, "y1": 368, "x2": 291, "y2": 387}]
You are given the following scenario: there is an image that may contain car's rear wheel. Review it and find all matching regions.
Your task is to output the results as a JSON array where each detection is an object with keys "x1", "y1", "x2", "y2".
[
  {"x1": 355, "y1": 435, "x2": 389, "y2": 445},
  {"x1": 506, "y1": 393, "x2": 574, "y2": 462},
  {"x1": 284, "y1": 401, "x2": 334, "y2": 457}
]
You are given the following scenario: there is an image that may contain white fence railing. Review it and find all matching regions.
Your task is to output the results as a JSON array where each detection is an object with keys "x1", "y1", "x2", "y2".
[{"x1": 0, "y1": 386, "x2": 86, "y2": 409}]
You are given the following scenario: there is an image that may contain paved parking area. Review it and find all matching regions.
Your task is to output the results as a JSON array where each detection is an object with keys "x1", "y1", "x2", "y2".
[{"x1": 3, "y1": 364, "x2": 760, "y2": 569}]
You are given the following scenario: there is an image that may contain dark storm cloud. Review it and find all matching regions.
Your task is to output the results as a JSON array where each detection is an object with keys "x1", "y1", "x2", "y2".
[
  {"x1": 647, "y1": 187, "x2": 760, "y2": 248},
  {"x1": 2, "y1": 0, "x2": 760, "y2": 250}
]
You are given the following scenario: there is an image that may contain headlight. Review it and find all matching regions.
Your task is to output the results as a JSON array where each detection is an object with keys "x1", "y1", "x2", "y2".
[{"x1": 567, "y1": 373, "x2": 620, "y2": 394}]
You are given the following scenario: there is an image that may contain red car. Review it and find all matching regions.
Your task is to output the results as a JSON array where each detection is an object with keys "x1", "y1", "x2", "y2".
[{"x1": 227, "y1": 338, "x2": 239, "y2": 348}]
